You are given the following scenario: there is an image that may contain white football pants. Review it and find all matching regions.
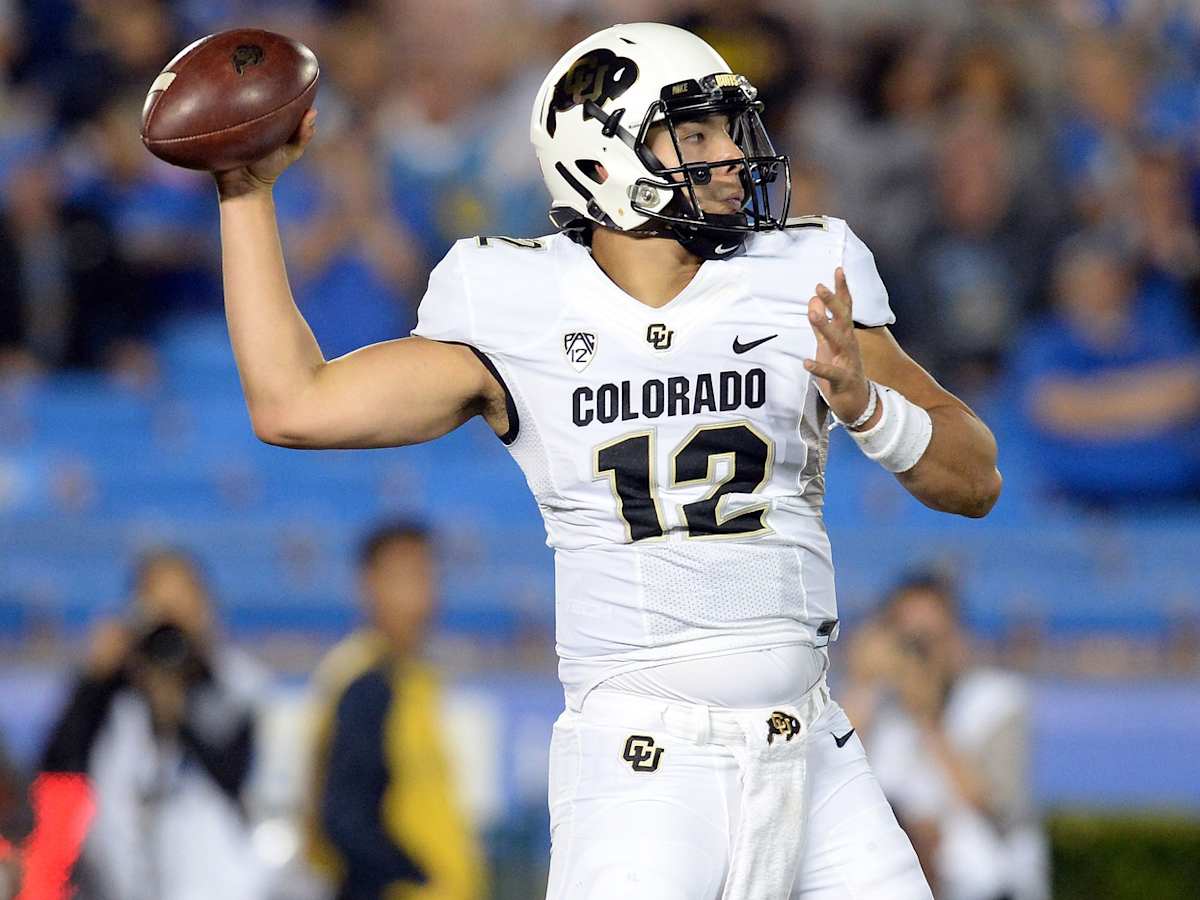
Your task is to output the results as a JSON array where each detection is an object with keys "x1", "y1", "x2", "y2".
[{"x1": 545, "y1": 685, "x2": 932, "y2": 900}]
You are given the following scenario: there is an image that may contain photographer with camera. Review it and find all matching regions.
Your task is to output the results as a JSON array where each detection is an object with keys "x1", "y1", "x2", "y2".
[
  {"x1": 840, "y1": 573, "x2": 1049, "y2": 900},
  {"x1": 38, "y1": 548, "x2": 270, "y2": 900}
]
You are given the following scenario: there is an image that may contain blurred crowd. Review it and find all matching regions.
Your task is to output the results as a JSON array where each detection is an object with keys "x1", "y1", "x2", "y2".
[
  {"x1": 0, "y1": 0, "x2": 1199, "y2": 504},
  {"x1": 0, "y1": 525, "x2": 486, "y2": 900}
]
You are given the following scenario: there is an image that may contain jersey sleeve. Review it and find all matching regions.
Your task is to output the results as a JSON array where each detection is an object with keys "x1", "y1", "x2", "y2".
[
  {"x1": 411, "y1": 240, "x2": 475, "y2": 344},
  {"x1": 409, "y1": 239, "x2": 521, "y2": 446},
  {"x1": 841, "y1": 223, "x2": 896, "y2": 328}
]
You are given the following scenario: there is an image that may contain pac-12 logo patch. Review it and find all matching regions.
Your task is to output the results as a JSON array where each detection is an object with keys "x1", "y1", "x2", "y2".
[
  {"x1": 564, "y1": 332, "x2": 596, "y2": 372},
  {"x1": 622, "y1": 735, "x2": 663, "y2": 773},
  {"x1": 766, "y1": 711, "x2": 801, "y2": 745}
]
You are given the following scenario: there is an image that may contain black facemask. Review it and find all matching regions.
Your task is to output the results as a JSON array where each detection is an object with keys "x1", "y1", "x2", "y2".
[{"x1": 562, "y1": 73, "x2": 794, "y2": 260}]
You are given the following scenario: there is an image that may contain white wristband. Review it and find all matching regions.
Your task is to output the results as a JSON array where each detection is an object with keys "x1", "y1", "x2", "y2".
[{"x1": 848, "y1": 384, "x2": 933, "y2": 473}]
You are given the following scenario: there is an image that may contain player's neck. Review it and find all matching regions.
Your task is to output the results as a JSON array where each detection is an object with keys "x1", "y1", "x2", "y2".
[{"x1": 589, "y1": 227, "x2": 703, "y2": 309}]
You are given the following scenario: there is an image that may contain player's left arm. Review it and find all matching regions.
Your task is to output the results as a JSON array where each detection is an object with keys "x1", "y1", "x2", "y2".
[
  {"x1": 858, "y1": 327, "x2": 1002, "y2": 517},
  {"x1": 805, "y1": 269, "x2": 1002, "y2": 518}
]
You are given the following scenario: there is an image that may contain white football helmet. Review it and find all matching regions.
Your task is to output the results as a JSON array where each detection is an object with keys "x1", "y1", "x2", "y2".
[{"x1": 530, "y1": 22, "x2": 793, "y2": 259}]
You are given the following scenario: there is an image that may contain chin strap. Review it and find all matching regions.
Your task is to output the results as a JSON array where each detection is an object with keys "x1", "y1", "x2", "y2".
[
  {"x1": 553, "y1": 208, "x2": 749, "y2": 260},
  {"x1": 668, "y1": 219, "x2": 749, "y2": 260},
  {"x1": 657, "y1": 195, "x2": 750, "y2": 260}
]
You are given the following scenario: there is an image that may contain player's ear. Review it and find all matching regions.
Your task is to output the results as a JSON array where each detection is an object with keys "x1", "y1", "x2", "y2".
[{"x1": 595, "y1": 163, "x2": 609, "y2": 183}]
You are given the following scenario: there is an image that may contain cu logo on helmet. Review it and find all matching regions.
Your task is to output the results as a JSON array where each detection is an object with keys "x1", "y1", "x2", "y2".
[{"x1": 547, "y1": 49, "x2": 638, "y2": 133}]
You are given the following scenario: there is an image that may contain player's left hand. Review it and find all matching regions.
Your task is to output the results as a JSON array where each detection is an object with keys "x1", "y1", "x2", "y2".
[{"x1": 804, "y1": 268, "x2": 872, "y2": 425}]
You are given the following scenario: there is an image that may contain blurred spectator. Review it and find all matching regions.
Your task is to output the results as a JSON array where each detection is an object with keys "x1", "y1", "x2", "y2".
[
  {"x1": 310, "y1": 5, "x2": 393, "y2": 123},
  {"x1": 67, "y1": 91, "x2": 219, "y2": 313},
  {"x1": 306, "y1": 522, "x2": 485, "y2": 900},
  {"x1": 0, "y1": 3, "x2": 55, "y2": 194},
  {"x1": 786, "y1": 25, "x2": 1066, "y2": 392},
  {"x1": 1, "y1": 80, "x2": 221, "y2": 377},
  {"x1": 0, "y1": 157, "x2": 146, "y2": 375},
  {"x1": 842, "y1": 573, "x2": 1048, "y2": 900},
  {"x1": 789, "y1": 29, "x2": 945, "y2": 266},
  {"x1": 370, "y1": 3, "x2": 572, "y2": 257},
  {"x1": 912, "y1": 109, "x2": 1058, "y2": 390},
  {"x1": 942, "y1": 35, "x2": 1058, "y2": 233},
  {"x1": 1057, "y1": 31, "x2": 1145, "y2": 225},
  {"x1": 275, "y1": 129, "x2": 424, "y2": 359},
  {"x1": 1129, "y1": 146, "x2": 1200, "y2": 300},
  {"x1": 1013, "y1": 234, "x2": 1200, "y2": 506},
  {"x1": 38, "y1": 548, "x2": 270, "y2": 900},
  {"x1": 376, "y1": 35, "x2": 499, "y2": 258},
  {"x1": 23, "y1": 0, "x2": 180, "y2": 128}
]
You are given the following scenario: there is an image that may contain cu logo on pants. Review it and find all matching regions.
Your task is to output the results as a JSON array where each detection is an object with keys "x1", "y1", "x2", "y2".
[
  {"x1": 622, "y1": 735, "x2": 664, "y2": 773},
  {"x1": 767, "y1": 711, "x2": 801, "y2": 744}
]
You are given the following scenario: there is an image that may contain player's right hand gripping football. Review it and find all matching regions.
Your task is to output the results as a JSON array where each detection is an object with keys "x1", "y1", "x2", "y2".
[
  {"x1": 213, "y1": 107, "x2": 318, "y2": 200},
  {"x1": 803, "y1": 267, "x2": 874, "y2": 427}
]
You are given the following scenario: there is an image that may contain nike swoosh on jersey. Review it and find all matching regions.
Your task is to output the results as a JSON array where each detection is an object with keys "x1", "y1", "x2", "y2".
[
  {"x1": 732, "y1": 334, "x2": 779, "y2": 354},
  {"x1": 713, "y1": 243, "x2": 740, "y2": 255},
  {"x1": 833, "y1": 728, "x2": 856, "y2": 749}
]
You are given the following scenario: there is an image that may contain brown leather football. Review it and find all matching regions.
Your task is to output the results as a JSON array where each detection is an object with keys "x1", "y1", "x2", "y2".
[{"x1": 141, "y1": 29, "x2": 319, "y2": 171}]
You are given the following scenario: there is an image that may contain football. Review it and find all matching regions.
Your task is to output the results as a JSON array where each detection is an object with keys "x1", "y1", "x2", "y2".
[{"x1": 141, "y1": 28, "x2": 319, "y2": 172}]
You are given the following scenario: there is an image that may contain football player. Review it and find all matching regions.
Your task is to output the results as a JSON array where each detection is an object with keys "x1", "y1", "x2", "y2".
[{"x1": 214, "y1": 23, "x2": 1000, "y2": 900}]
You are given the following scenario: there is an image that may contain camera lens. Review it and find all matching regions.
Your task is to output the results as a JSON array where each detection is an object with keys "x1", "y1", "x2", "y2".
[{"x1": 136, "y1": 623, "x2": 193, "y2": 669}]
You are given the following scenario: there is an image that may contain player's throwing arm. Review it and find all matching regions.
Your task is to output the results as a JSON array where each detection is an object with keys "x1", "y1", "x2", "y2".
[
  {"x1": 138, "y1": 29, "x2": 508, "y2": 450},
  {"x1": 805, "y1": 269, "x2": 1002, "y2": 517},
  {"x1": 217, "y1": 155, "x2": 506, "y2": 450}
]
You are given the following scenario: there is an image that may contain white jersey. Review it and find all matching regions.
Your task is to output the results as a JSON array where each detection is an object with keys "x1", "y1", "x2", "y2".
[{"x1": 413, "y1": 218, "x2": 894, "y2": 710}]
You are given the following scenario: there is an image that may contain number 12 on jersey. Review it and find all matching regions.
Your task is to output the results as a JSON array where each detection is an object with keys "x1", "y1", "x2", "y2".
[{"x1": 594, "y1": 421, "x2": 775, "y2": 542}]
